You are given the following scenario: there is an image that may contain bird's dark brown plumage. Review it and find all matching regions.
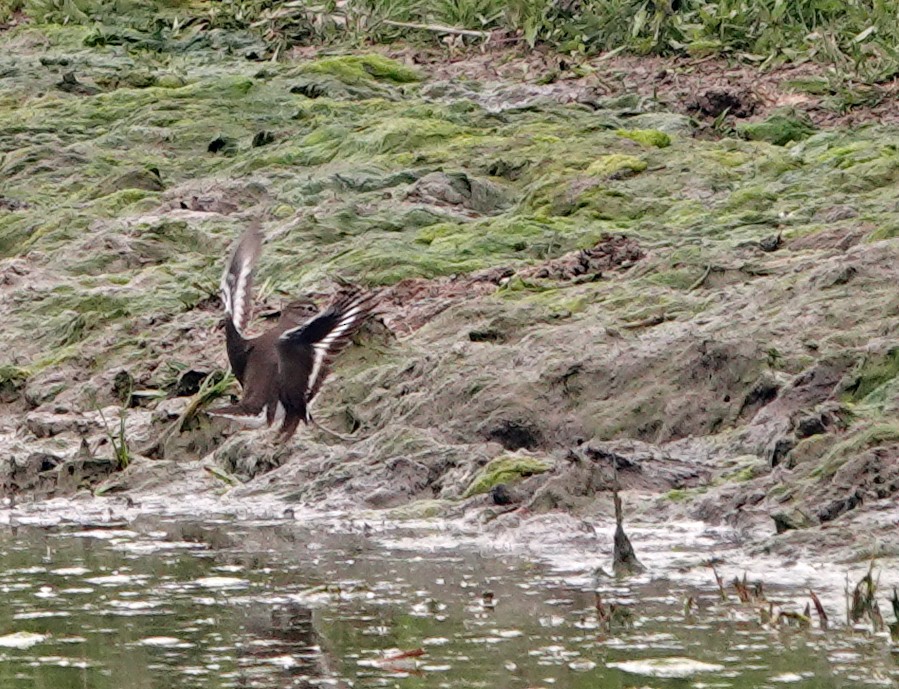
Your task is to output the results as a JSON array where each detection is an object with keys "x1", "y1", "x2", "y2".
[{"x1": 210, "y1": 226, "x2": 375, "y2": 440}]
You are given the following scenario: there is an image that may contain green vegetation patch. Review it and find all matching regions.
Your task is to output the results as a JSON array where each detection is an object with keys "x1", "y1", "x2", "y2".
[
  {"x1": 463, "y1": 454, "x2": 551, "y2": 498},
  {"x1": 665, "y1": 487, "x2": 708, "y2": 502},
  {"x1": 616, "y1": 128, "x2": 671, "y2": 148},
  {"x1": 301, "y1": 54, "x2": 422, "y2": 84},
  {"x1": 0, "y1": 365, "x2": 30, "y2": 401},
  {"x1": 586, "y1": 154, "x2": 647, "y2": 178},
  {"x1": 348, "y1": 117, "x2": 465, "y2": 155},
  {"x1": 841, "y1": 348, "x2": 899, "y2": 403},
  {"x1": 736, "y1": 114, "x2": 817, "y2": 146}
]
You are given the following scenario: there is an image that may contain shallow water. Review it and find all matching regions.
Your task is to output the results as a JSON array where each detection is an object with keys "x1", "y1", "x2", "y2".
[{"x1": 0, "y1": 508, "x2": 895, "y2": 689}]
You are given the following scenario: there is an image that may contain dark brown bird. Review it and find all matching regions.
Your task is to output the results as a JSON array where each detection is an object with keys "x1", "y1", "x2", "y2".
[{"x1": 210, "y1": 225, "x2": 375, "y2": 440}]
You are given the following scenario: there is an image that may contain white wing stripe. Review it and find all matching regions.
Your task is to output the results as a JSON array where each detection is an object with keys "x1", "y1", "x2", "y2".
[
  {"x1": 220, "y1": 274, "x2": 233, "y2": 315},
  {"x1": 307, "y1": 347, "x2": 328, "y2": 400},
  {"x1": 278, "y1": 297, "x2": 368, "y2": 341},
  {"x1": 221, "y1": 256, "x2": 253, "y2": 337},
  {"x1": 231, "y1": 259, "x2": 252, "y2": 332},
  {"x1": 302, "y1": 304, "x2": 368, "y2": 399}
]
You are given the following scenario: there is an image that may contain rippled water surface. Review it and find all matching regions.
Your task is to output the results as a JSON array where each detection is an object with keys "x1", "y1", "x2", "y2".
[{"x1": 0, "y1": 510, "x2": 895, "y2": 688}]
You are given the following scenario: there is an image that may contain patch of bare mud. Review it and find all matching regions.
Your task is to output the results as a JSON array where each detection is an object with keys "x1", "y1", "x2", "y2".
[
  {"x1": 377, "y1": 268, "x2": 511, "y2": 335},
  {"x1": 296, "y1": 44, "x2": 899, "y2": 129},
  {"x1": 518, "y1": 233, "x2": 644, "y2": 281},
  {"x1": 379, "y1": 234, "x2": 644, "y2": 334}
]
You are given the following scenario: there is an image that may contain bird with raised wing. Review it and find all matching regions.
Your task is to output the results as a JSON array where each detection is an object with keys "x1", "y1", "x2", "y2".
[{"x1": 210, "y1": 225, "x2": 375, "y2": 440}]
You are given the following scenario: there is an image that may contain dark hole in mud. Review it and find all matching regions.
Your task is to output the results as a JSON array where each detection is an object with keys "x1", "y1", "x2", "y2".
[
  {"x1": 817, "y1": 265, "x2": 857, "y2": 288},
  {"x1": 759, "y1": 233, "x2": 783, "y2": 252},
  {"x1": 485, "y1": 420, "x2": 543, "y2": 451},
  {"x1": 772, "y1": 510, "x2": 808, "y2": 534},
  {"x1": 55, "y1": 71, "x2": 99, "y2": 96},
  {"x1": 290, "y1": 82, "x2": 325, "y2": 99},
  {"x1": 817, "y1": 490, "x2": 863, "y2": 524},
  {"x1": 207, "y1": 135, "x2": 233, "y2": 154},
  {"x1": 558, "y1": 364, "x2": 583, "y2": 397},
  {"x1": 252, "y1": 130, "x2": 275, "y2": 148},
  {"x1": 490, "y1": 483, "x2": 515, "y2": 505},
  {"x1": 468, "y1": 329, "x2": 504, "y2": 343},
  {"x1": 636, "y1": 418, "x2": 663, "y2": 441},
  {"x1": 172, "y1": 369, "x2": 214, "y2": 397},
  {"x1": 342, "y1": 407, "x2": 362, "y2": 434},
  {"x1": 795, "y1": 415, "x2": 827, "y2": 439},
  {"x1": 688, "y1": 88, "x2": 757, "y2": 119},
  {"x1": 769, "y1": 437, "x2": 796, "y2": 467},
  {"x1": 840, "y1": 347, "x2": 899, "y2": 402},
  {"x1": 485, "y1": 158, "x2": 527, "y2": 180},
  {"x1": 739, "y1": 378, "x2": 780, "y2": 418},
  {"x1": 582, "y1": 446, "x2": 640, "y2": 473}
]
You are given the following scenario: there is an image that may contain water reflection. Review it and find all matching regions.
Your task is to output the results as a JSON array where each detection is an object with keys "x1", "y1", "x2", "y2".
[
  {"x1": 0, "y1": 515, "x2": 890, "y2": 688},
  {"x1": 235, "y1": 602, "x2": 339, "y2": 688}
]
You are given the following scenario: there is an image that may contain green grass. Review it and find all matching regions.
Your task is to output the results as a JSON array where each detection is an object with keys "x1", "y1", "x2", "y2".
[{"x1": 9, "y1": 0, "x2": 899, "y2": 80}]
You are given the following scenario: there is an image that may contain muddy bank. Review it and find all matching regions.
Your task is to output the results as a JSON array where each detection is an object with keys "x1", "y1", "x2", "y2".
[{"x1": 2, "y1": 9, "x2": 899, "y2": 564}]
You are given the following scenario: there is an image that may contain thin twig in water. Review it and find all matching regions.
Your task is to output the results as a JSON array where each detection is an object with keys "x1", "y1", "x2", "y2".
[
  {"x1": 810, "y1": 590, "x2": 829, "y2": 630},
  {"x1": 712, "y1": 565, "x2": 728, "y2": 602}
]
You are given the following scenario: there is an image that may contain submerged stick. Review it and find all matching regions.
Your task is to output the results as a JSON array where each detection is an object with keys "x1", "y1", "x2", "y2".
[
  {"x1": 712, "y1": 565, "x2": 728, "y2": 602},
  {"x1": 612, "y1": 491, "x2": 645, "y2": 577},
  {"x1": 809, "y1": 590, "x2": 828, "y2": 630},
  {"x1": 733, "y1": 575, "x2": 750, "y2": 603}
]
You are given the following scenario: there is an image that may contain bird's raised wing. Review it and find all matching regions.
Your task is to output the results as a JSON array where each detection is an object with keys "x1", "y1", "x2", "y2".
[
  {"x1": 220, "y1": 225, "x2": 263, "y2": 338},
  {"x1": 276, "y1": 291, "x2": 375, "y2": 409}
]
